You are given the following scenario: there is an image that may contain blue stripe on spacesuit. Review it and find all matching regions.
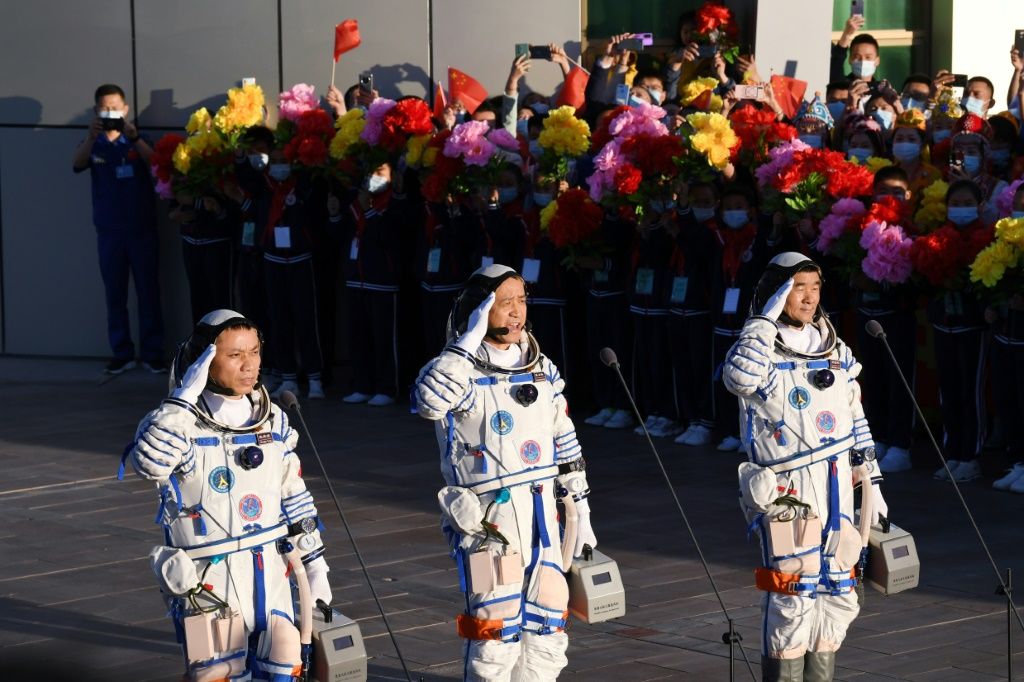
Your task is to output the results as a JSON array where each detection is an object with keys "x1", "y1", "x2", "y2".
[
  {"x1": 533, "y1": 490, "x2": 551, "y2": 548},
  {"x1": 768, "y1": 433, "x2": 854, "y2": 468},
  {"x1": 252, "y1": 548, "x2": 267, "y2": 634},
  {"x1": 116, "y1": 441, "x2": 134, "y2": 480},
  {"x1": 471, "y1": 593, "x2": 520, "y2": 610},
  {"x1": 455, "y1": 547, "x2": 468, "y2": 593}
]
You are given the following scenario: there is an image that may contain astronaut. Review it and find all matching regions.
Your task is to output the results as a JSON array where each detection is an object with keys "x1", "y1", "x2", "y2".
[
  {"x1": 722, "y1": 253, "x2": 888, "y2": 682},
  {"x1": 124, "y1": 309, "x2": 332, "y2": 681},
  {"x1": 415, "y1": 264, "x2": 596, "y2": 682}
]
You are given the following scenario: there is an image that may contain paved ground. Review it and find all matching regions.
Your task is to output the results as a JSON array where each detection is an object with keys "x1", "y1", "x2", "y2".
[{"x1": 1, "y1": 357, "x2": 1022, "y2": 681}]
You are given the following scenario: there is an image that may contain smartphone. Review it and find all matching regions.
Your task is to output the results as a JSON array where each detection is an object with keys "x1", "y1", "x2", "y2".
[
  {"x1": 950, "y1": 73, "x2": 968, "y2": 89},
  {"x1": 633, "y1": 32, "x2": 654, "y2": 47},
  {"x1": 614, "y1": 83, "x2": 630, "y2": 105},
  {"x1": 241, "y1": 77, "x2": 256, "y2": 87},
  {"x1": 696, "y1": 43, "x2": 718, "y2": 60},
  {"x1": 850, "y1": 0, "x2": 865, "y2": 17},
  {"x1": 359, "y1": 72, "x2": 374, "y2": 94},
  {"x1": 1015, "y1": 29, "x2": 1024, "y2": 55},
  {"x1": 529, "y1": 45, "x2": 552, "y2": 60},
  {"x1": 515, "y1": 43, "x2": 529, "y2": 60},
  {"x1": 735, "y1": 84, "x2": 765, "y2": 101},
  {"x1": 618, "y1": 38, "x2": 643, "y2": 52},
  {"x1": 101, "y1": 117, "x2": 125, "y2": 132}
]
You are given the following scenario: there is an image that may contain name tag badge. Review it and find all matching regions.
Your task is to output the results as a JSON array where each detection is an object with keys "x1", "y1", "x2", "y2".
[
  {"x1": 115, "y1": 164, "x2": 134, "y2": 179},
  {"x1": 481, "y1": 255, "x2": 494, "y2": 268},
  {"x1": 723, "y1": 287, "x2": 741, "y2": 314},
  {"x1": 522, "y1": 258, "x2": 541, "y2": 283},
  {"x1": 426, "y1": 247, "x2": 441, "y2": 273},
  {"x1": 273, "y1": 226, "x2": 291, "y2": 249},
  {"x1": 349, "y1": 237, "x2": 359, "y2": 260},
  {"x1": 634, "y1": 267, "x2": 654, "y2": 296},
  {"x1": 593, "y1": 268, "x2": 609, "y2": 283},
  {"x1": 241, "y1": 222, "x2": 256, "y2": 247},
  {"x1": 669, "y1": 276, "x2": 689, "y2": 304}
]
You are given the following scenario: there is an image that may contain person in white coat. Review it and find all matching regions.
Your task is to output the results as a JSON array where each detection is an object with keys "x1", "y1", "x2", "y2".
[
  {"x1": 124, "y1": 309, "x2": 332, "y2": 681},
  {"x1": 415, "y1": 264, "x2": 596, "y2": 682},
  {"x1": 722, "y1": 253, "x2": 888, "y2": 682}
]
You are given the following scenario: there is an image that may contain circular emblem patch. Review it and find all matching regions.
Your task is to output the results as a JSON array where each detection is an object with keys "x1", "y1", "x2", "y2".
[
  {"x1": 490, "y1": 410, "x2": 514, "y2": 435},
  {"x1": 788, "y1": 387, "x2": 811, "y2": 410},
  {"x1": 520, "y1": 440, "x2": 541, "y2": 465},
  {"x1": 238, "y1": 494, "x2": 263, "y2": 521},
  {"x1": 815, "y1": 411, "x2": 836, "y2": 434},
  {"x1": 208, "y1": 466, "x2": 234, "y2": 493}
]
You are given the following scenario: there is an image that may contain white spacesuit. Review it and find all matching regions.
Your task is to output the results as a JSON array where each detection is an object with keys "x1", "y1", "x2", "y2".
[
  {"x1": 722, "y1": 254, "x2": 887, "y2": 682},
  {"x1": 123, "y1": 310, "x2": 331, "y2": 681},
  {"x1": 415, "y1": 265, "x2": 595, "y2": 682}
]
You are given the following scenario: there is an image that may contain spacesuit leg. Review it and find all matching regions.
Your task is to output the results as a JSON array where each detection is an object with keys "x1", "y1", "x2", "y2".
[
  {"x1": 763, "y1": 592, "x2": 815, "y2": 660},
  {"x1": 460, "y1": 582, "x2": 523, "y2": 682},
  {"x1": 807, "y1": 589, "x2": 859, "y2": 654}
]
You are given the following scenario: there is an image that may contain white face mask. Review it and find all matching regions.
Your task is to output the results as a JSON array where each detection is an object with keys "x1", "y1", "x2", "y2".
[
  {"x1": 532, "y1": 192, "x2": 553, "y2": 207},
  {"x1": 268, "y1": 163, "x2": 291, "y2": 181},
  {"x1": 847, "y1": 147, "x2": 872, "y2": 163},
  {"x1": 851, "y1": 60, "x2": 877, "y2": 78},
  {"x1": 901, "y1": 95, "x2": 927, "y2": 112},
  {"x1": 627, "y1": 95, "x2": 648, "y2": 108},
  {"x1": 366, "y1": 174, "x2": 390, "y2": 194},
  {"x1": 647, "y1": 88, "x2": 664, "y2": 105},
  {"x1": 947, "y1": 206, "x2": 978, "y2": 225},
  {"x1": 722, "y1": 209, "x2": 749, "y2": 228},
  {"x1": 871, "y1": 109, "x2": 894, "y2": 130},
  {"x1": 962, "y1": 96, "x2": 987, "y2": 117},
  {"x1": 97, "y1": 110, "x2": 125, "y2": 120},
  {"x1": 798, "y1": 134, "x2": 823, "y2": 149},
  {"x1": 692, "y1": 206, "x2": 716, "y2": 222},
  {"x1": 892, "y1": 141, "x2": 921, "y2": 162},
  {"x1": 248, "y1": 152, "x2": 269, "y2": 170}
]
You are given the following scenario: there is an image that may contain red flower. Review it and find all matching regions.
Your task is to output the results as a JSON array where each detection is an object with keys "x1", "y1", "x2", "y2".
[
  {"x1": 295, "y1": 109, "x2": 334, "y2": 139},
  {"x1": 296, "y1": 137, "x2": 327, "y2": 166},
  {"x1": 151, "y1": 133, "x2": 184, "y2": 183},
  {"x1": 696, "y1": 1, "x2": 733, "y2": 34},
  {"x1": 909, "y1": 222, "x2": 992, "y2": 287},
  {"x1": 864, "y1": 195, "x2": 908, "y2": 228},
  {"x1": 620, "y1": 133, "x2": 684, "y2": 177},
  {"x1": 613, "y1": 163, "x2": 642, "y2": 195},
  {"x1": 547, "y1": 189, "x2": 604, "y2": 248},
  {"x1": 378, "y1": 98, "x2": 434, "y2": 154}
]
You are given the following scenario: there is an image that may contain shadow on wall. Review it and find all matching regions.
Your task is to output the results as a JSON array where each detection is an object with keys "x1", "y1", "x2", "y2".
[
  {"x1": 138, "y1": 88, "x2": 230, "y2": 129},
  {"x1": 0, "y1": 97, "x2": 43, "y2": 125}
]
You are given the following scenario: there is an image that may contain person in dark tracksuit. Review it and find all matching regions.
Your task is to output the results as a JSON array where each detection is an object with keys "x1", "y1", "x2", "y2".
[
  {"x1": 418, "y1": 201, "x2": 478, "y2": 354},
  {"x1": 988, "y1": 297, "x2": 1024, "y2": 491},
  {"x1": 335, "y1": 162, "x2": 409, "y2": 407},
  {"x1": 477, "y1": 167, "x2": 528, "y2": 270},
  {"x1": 173, "y1": 194, "x2": 235, "y2": 324},
  {"x1": 72, "y1": 83, "x2": 165, "y2": 374}
]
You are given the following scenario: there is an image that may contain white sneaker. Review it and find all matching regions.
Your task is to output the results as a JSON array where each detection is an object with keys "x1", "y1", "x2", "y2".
[
  {"x1": 677, "y1": 424, "x2": 712, "y2": 446},
  {"x1": 950, "y1": 459, "x2": 981, "y2": 483},
  {"x1": 634, "y1": 415, "x2": 658, "y2": 435},
  {"x1": 993, "y1": 463, "x2": 1024, "y2": 490},
  {"x1": 874, "y1": 442, "x2": 890, "y2": 461},
  {"x1": 307, "y1": 379, "x2": 325, "y2": 400},
  {"x1": 1009, "y1": 472, "x2": 1024, "y2": 494},
  {"x1": 878, "y1": 446, "x2": 912, "y2": 473},
  {"x1": 367, "y1": 393, "x2": 395, "y2": 407},
  {"x1": 674, "y1": 424, "x2": 697, "y2": 444},
  {"x1": 934, "y1": 460, "x2": 963, "y2": 481},
  {"x1": 584, "y1": 408, "x2": 615, "y2": 426},
  {"x1": 342, "y1": 391, "x2": 371, "y2": 404},
  {"x1": 603, "y1": 409, "x2": 634, "y2": 429},
  {"x1": 717, "y1": 436, "x2": 742, "y2": 451},
  {"x1": 272, "y1": 380, "x2": 299, "y2": 399},
  {"x1": 648, "y1": 417, "x2": 680, "y2": 438}
]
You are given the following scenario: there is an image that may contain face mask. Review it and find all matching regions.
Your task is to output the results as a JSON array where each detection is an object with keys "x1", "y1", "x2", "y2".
[
  {"x1": 516, "y1": 119, "x2": 529, "y2": 137},
  {"x1": 962, "y1": 96, "x2": 987, "y2": 116},
  {"x1": 1012, "y1": 210, "x2": 1024, "y2": 219},
  {"x1": 650, "y1": 199, "x2": 676, "y2": 214},
  {"x1": 532, "y1": 192, "x2": 553, "y2": 207},
  {"x1": 628, "y1": 95, "x2": 648, "y2": 108},
  {"x1": 530, "y1": 103, "x2": 550, "y2": 115},
  {"x1": 847, "y1": 147, "x2": 872, "y2": 163},
  {"x1": 498, "y1": 187, "x2": 518, "y2": 204},
  {"x1": 892, "y1": 141, "x2": 921, "y2": 162},
  {"x1": 948, "y1": 206, "x2": 978, "y2": 225},
  {"x1": 798, "y1": 134, "x2": 823, "y2": 149},
  {"x1": 932, "y1": 128, "x2": 951, "y2": 143},
  {"x1": 248, "y1": 153, "x2": 269, "y2": 170},
  {"x1": 901, "y1": 95, "x2": 927, "y2": 112},
  {"x1": 871, "y1": 109, "x2": 894, "y2": 130},
  {"x1": 826, "y1": 101, "x2": 846, "y2": 122},
  {"x1": 98, "y1": 109, "x2": 126, "y2": 132},
  {"x1": 647, "y1": 88, "x2": 664, "y2": 105},
  {"x1": 366, "y1": 174, "x2": 390, "y2": 193},
  {"x1": 962, "y1": 154, "x2": 981, "y2": 174},
  {"x1": 722, "y1": 209, "x2": 749, "y2": 228},
  {"x1": 268, "y1": 164, "x2": 291, "y2": 181},
  {"x1": 851, "y1": 60, "x2": 876, "y2": 78},
  {"x1": 692, "y1": 206, "x2": 716, "y2": 222},
  {"x1": 990, "y1": 149, "x2": 1011, "y2": 166}
]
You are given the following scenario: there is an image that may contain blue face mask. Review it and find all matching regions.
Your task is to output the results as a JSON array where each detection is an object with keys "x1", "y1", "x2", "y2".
[
  {"x1": 366, "y1": 174, "x2": 390, "y2": 193},
  {"x1": 692, "y1": 206, "x2": 716, "y2": 222},
  {"x1": 647, "y1": 88, "x2": 664, "y2": 105},
  {"x1": 871, "y1": 109, "x2": 894, "y2": 130},
  {"x1": 650, "y1": 199, "x2": 676, "y2": 214},
  {"x1": 532, "y1": 192, "x2": 553, "y2": 207},
  {"x1": 798, "y1": 134, "x2": 823, "y2": 149},
  {"x1": 948, "y1": 206, "x2": 978, "y2": 225},
  {"x1": 990, "y1": 149, "x2": 1011, "y2": 166},
  {"x1": 722, "y1": 209, "x2": 749, "y2": 228},
  {"x1": 628, "y1": 95, "x2": 648, "y2": 108},
  {"x1": 268, "y1": 164, "x2": 291, "y2": 181},
  {"x1": 498, "y1": 187, "x2": 519, "y2": 204},
  {"x1": 962, "y1": 96, "x2": 987, "y2": 117},
  {"x1": 847, "y1": 147, "x2": 872, "y2": 163},
  {"x1": 962, "y1": 154, "x2": 981, "y2": 175},
  {"x1": 900, "y1": 95, "x2": 927, "y2": 112},
  {"x1": 932, "y1": 129, "x2": 951, "y2": 143},
  {"x1": 892, "y1": 141, "x2": 921, "y2": 162}
]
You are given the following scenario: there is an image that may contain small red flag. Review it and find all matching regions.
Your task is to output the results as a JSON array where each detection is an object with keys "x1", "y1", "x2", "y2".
[
  {"x1": 690, "y1": 88, "x2": 713, "y2": 112},
  {"x1": 555, "y1": 66, "x2": 589, "y2": 112},
  {"x1": 334, "y1": 19, "x2": 361, "y2": 62},
  {"x1": 769, "y1": 75, "x2": 807, "y2": 120},
  {"x1": 433, "y1": 81, "x2": 447, "y2": 121},
  {"x1": 448, "y1": 67, "x2": 488, "y2": 116}
]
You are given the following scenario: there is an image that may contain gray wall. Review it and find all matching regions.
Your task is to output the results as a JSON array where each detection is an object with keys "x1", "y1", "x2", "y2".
[{"x1": 0, "y1": 0, "x2": 581, "y2": 358}]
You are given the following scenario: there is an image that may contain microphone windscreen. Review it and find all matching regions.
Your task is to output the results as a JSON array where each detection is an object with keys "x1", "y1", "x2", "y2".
[
  {"x1": 279, "y1": 390, "x2": 299, "y2": 410},
  {"x1": 865, "y1": 320, "x2": 885, "y2": 339},
  {"x1": 599, "y1": 347, "x2": 619, "y2": 367}
]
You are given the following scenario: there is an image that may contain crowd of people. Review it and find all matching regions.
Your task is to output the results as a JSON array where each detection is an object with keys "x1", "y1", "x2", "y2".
[{"x1": 77, "y1": 5, "x2": 1024, "y2": 492}]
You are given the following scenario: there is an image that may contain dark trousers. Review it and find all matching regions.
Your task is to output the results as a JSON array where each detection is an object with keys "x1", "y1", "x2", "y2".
[
  {"x1": 932, "y1": 327, "x2": 987, "y2": 461},
  {"x1": 346, "y1": 288, "x2": 398, "y2": 396},
  {"x1": 855, "y1": 310, "x2": 916, "y2": 448},
  {"x1": 421, "y1": 288, "x2": 459, "y2": 358},
  {"x1": 181, "y1": 240, "x2": 232, "y2": 324},
  {"x1": 586, "y1": 293, "x2": 631, "y2": 410},
  {"x1": 263, "y1": 259, "x2": 323, "y2": 379},
  {"x1": 713, "y1": 329, "x2": 742, "y2": 437},
  {"x1": 313, "y1": 240, "x2": 341, "y2": 384},
  {"x1": 991, "y1": 338, "x2": 1024, "y2": 457},
  {"x1": 96, "y1": 230, "x2": 163, "y2": 362},
  {"x1": 669, "y1": 312, "x2": 714, "y2": 427},
  {"x1": 234, "y1": 251, "x2": 271, "y2": 370},
  {"x1": 529, "y1": 304, "x2": 569, "y2": 386},
  {"x1": 631, "y1": 313, "x2": 673, "y2": 417}
]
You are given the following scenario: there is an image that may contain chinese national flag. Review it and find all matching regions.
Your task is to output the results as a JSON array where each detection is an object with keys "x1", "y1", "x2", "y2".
[
  {"x1": 334, "y1": 19, "x2": 361, "y2": 62},
  {"x1": 433, "y1": 81, "x2": 447, "y2": 121},
  {"x1": 448, "y1": 67, "x2": 488, "y2": 115},
  {"x1": 690, "y1": 88, "x2": 713, "y2": 112},
  {"x1": 555, "y1": 66, "x2": 589, "y2": 112},
  {"x1": 769, "y1": 75, "x2": 807, "y2": 120}
]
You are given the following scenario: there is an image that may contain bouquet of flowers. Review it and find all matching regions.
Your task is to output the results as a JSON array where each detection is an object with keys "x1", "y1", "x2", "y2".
[
  {"x1": 171, "y1": 108, "x2": 232, "y2": 194},
  {"x1": 281, "y1": 109, "x2": 334, "y2": 171},
  {"x1": 694, "y1": 1, "x2": 740, "y2": 63},
  {"x1": 910, "y1": 223, "x2": 993, "y2": 289},
  {"x1": 538, "y1": 188, "x2": 606, "y2": 268},
  {"x1": 536, "y1": 105, "x2": 591, "y2": 179},
  {"x1": 728, "y1": 105, "x2": 796, "y2": 167},
  {"x1": 680, "y1": 77, "x2": 723, "y2": 113},
  {"x1": 913, "y1": 179, "x2": 949, "y2": 230},
  {"x1": 681, "y1": 111, "x2": 739, "y2": 180},
  {"x1": 212, "y1": 82, "x2": 265, "y2": 146},
  {"x1": 419, "y1": 121, "x2": 521, "y2": 202},
  {"x1": 969, "y1": 216, "x2": 1024, "y2": 293},
  {"x1": 817, "y1": 196, "x2": 912, "y2": 284},
  {"x1": 859, "y1": 219, "x2": 914, "y2": 284},
  {"x1": 150, "y1": 133, "x2": 185, "y2": 199},
  {"x1": 278, "y1": 83, "x2": 319, "y2": 123},
  {"x1": 361, "y1": 97, "x2": 434, "y2": 156}
]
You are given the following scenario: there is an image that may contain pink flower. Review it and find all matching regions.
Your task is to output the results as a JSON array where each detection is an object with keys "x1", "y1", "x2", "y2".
[
  {"x1": 444, "y1": 120, "x2": 496, "y2": 166},
  {"x1": 996, "y1": 178, "x2": 1024, "y2": 218},
  {"x1": 360, "y1": 98, "x2": 397, "y2": 145},
  {"x1": 754, "y1": 139, "x2": 809, "y2": 187},
  {"x1": 608, "y1": 105, "x2": 668, "y2": 139},
  {"x1": 487, "y1": 127, "x2": 519, "y2": 151},
  {"x1": 587, "y1": 168, "x2": 612, "y2": 202},
  {"x1": 860, "y1": 221, "x2": 913, "y2": 284},
  {"x1": 153, "y1": 175, "x2": 173, "y2": 199},
  {"x1": 278, "y1": 83, "x2": 319, "y2": 123},
  {"x1": 592, "y1": 139, "x2": 623, "y2": 172},
  {"x1": 817, "y1": 214, "x2": 851, "y2": 254}
]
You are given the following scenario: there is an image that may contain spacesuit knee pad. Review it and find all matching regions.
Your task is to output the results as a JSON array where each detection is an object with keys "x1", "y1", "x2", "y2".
[
  {"x1": 513, "y1": 631, "x2": 569, "y2": 682},
  {"x1": 268, "y1": 612, "x2": 302, "y2": 665},
  {"x1": 532, "y1": 564, "x2": 569, "y2": 614}
]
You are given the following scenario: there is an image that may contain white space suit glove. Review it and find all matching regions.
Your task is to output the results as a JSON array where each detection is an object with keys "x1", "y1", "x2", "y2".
[
  {"x1": 438, "y1": 486, "x2": 485, "y2": 537},
  {"x1": 573, "y1": 497, "x2": 598, "y2": 558},
  {"x1": 870, "y1": 484, "x2": 889, "y2": 527},
  {"x1": 134, "y1": 421, "x2": 192, "y2": 477},
  {"x1": 305, "y1": 556, "x2": 333, "y2": 607},
  {"x1": 454, "y1": 292, "x2": 495, "y2": 353},
  {"x1": 172, "y1": 343, "x2": 217, "y2": 404},
  {"x1": 760, "y1": 278, "x2": 794, "y2": 321}
]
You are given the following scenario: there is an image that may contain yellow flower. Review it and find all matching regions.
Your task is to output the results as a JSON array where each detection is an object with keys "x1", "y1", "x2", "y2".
[
  {"x1": 172, "y1": 142, "x2": 192, "y2": 174},
  {"x1": 914, "y1": 179, "x2": 949, "y2": 230},
  {"x1": 680, "y1": 77, "x2": 723, "y2": 113},
  {"x1": 538, "y1": 106, "x2": 591, "y2": 157},
  {"x1": 422, "y1": 147, "x2": 439, "y2": 168},
  {"x1": 686, "y1": 112, "x2": 738, "y2": 169},
  {"x1": 328, "y1": 109, "x2": 366, "y2": 160},
  {"x1": 865, "y1": 156, "x2": 893, "y2": 173},
  {"x1": 970, "y1": 240, "x2": 1020, "y2": 287},
  {"x1": 405, "y1": 134, "x2": 431, "y2": 166},
  {"x1": 539, "y1": 200, "x2": 558, "y2": 230},
  {"x1": 995, "y1": 216, "x2": 1024, "y2": 247},
  {"x1": 186, "y1": 107, "x2": 212, "y2": 134},
  {"x1": 186, "y1": 129, "x2": 224, "y2": 156},
  {"x1": 213, "y1": 83, "x2": 265, "y2": 134}
]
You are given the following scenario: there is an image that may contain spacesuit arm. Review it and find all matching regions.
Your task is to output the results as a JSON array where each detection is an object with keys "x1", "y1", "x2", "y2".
[
  {"x1": 414, "y1": 351, "x2": 479, "y2": 421},
  {"x1": 841, "y1": 343, "x2": 883, "y2": 484},
  {"x1": 130, "y1": 402, "x2": 197, "y2": 482},
  {"x1": 278, "y1": 410, "x2": 327, "y2": 565},
  {"x1": 547, "y1": 359, "x2": 589, "y2": 498},
  {"x1": 722, "y1": 316, "x2": 779, "y2": 399}
]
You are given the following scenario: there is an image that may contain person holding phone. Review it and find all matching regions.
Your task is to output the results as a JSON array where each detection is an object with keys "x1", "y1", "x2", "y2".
[
  {"x1": 830, "y1": 14, "x2": 881, "y2": 96},
  {"x1": 946, "y1": 114, "x2": 1007, "y2": 224},
  {"x1": 72, "y1": 83, "x2": 165, "y2": 375}
]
